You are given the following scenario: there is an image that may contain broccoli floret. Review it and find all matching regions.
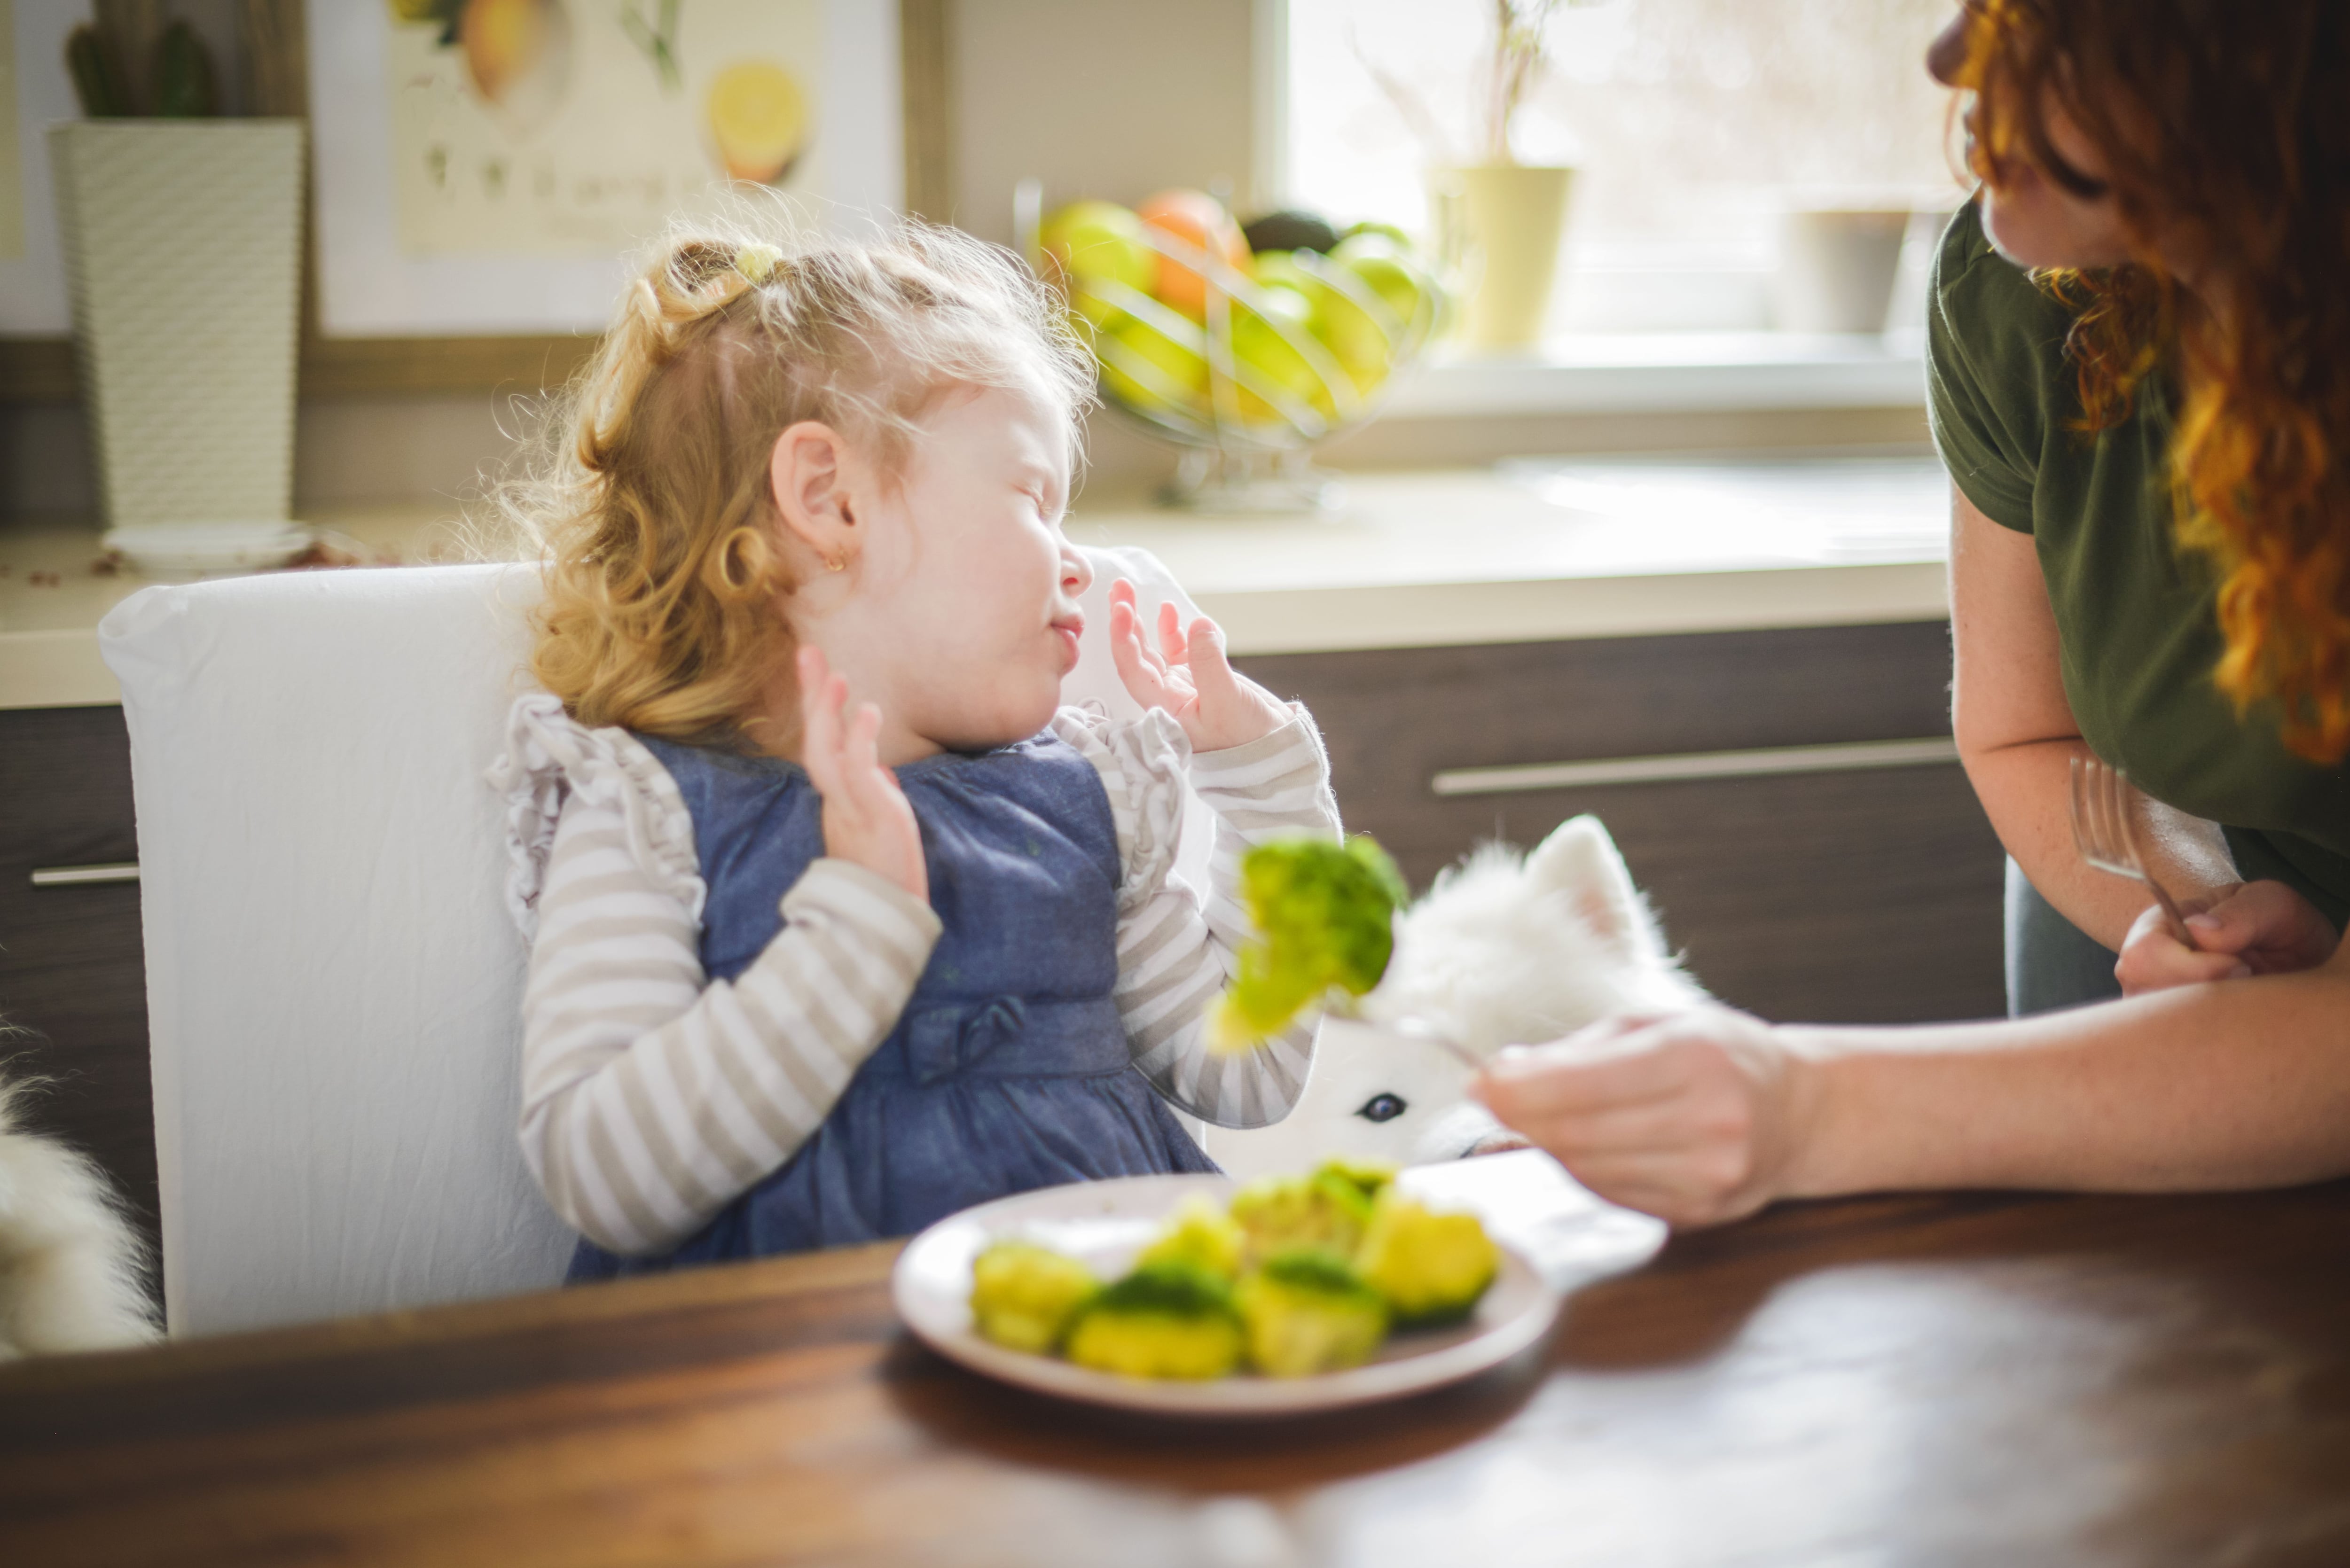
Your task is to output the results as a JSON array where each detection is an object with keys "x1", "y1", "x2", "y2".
[
  {"x1": 1234, "y1": 1249, "x2": 1391, "y2": 1377},
  {"x1": 1314, "y1": 1157, "x2": 1398, "y2": 1206},
  {"x1": 968, "y1": 1239, "x2": 1099, "y2": 1354},
  {"x1": 1229, "y1": 1169, "x2": 1375, "y2": 1264},
  {"x1": 1353, "y1": 1190, "x2": 1500, "y2": 1328},
  {"x1": 1063, "y1": 1262, "x2": 1246, "y2": 1380},
  {"x1": 1135, "y1": 1193, "x2": 1247, "y2": 1281},
  {"x1": 1209, "y1": 834, "x2": 1409, "y2": 1052}
]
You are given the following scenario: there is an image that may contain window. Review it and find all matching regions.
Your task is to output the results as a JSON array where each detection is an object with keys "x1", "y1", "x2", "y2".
[{"x1": 1282, "y1": 0, "x2": 1967, "y2": 341}]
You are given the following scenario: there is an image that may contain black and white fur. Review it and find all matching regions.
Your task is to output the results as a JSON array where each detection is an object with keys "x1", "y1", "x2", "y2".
[{"x1": 0, "y1": 1072, "x2": 159, "y2": 1358}]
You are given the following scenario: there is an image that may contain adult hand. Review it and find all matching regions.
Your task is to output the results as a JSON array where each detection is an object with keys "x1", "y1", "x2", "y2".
[
  {"x1": 1108, "y1": 578, "x2": 1291, "y2": 753},
  {"x1": 2114, "y1": 878, "x2": 2338, "y2": 994},
  {"x1": 1470, "y1": 1008, "x2": 1812, "y2": 1226},
  {"x1": 797, "y1": 645, "x2": 927, "y2": 903}
]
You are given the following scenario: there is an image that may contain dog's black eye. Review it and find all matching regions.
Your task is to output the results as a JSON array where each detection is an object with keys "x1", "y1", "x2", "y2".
[{"x1": 1356, "y1": 1092, "x2": 1407, "y2": 1123}]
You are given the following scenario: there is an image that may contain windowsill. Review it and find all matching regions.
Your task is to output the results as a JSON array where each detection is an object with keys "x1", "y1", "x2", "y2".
[{"x1": 1379, "y1": 328, "x2": 1928, "y2": 419}]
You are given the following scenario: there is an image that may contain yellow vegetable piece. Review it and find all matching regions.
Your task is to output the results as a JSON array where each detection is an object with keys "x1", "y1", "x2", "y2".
[
  {"x1": 968, "y1": 1240, "x2": 1098, "y2": 1354},
  {"x1": 1229, "y1": 1170, "x2": 1373, "y2": 1265},
  {"x1": 1136, "y1": 1194, "x2": 1247, "y2": 1281},
  {"x1": 1235, "y1": 1250, "x2": 1389, "y2": 1377},
  {"x1": 1063, "y1": 1263, "x2": 1245, "y2": 1380},
  {"x1": 1354, "y1": 1190, "x2": 1500, "y2": 1328}
]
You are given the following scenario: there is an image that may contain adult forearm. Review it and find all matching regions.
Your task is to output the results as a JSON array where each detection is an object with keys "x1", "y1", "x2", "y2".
[
  {"x1": 1963, "y1": 736, "x2": 2238, "y2": 948},
  {"x1": 1783, "y1": 965, "x2": 2350, "y2": 1197}
]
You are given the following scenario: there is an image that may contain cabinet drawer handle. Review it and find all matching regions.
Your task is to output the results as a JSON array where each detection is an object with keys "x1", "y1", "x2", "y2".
[
  {"x1": 1431, "y1": 736, "x2": 1960, "y2": 797},
  {"x1": 30, "y1": 862, "x2": 141, "y2": 887}
]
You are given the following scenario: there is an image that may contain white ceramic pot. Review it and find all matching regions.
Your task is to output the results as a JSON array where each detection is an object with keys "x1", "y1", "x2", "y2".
[
  {"x1": 1772, "y1": 207, "x2": 1912, "y2": 335},
  {"x1": 49, "y1": 121, "x2": 306, "y2": 532},
  {"x1": 1434, "y1": 163, "x2": 1575, "y2": 351}
]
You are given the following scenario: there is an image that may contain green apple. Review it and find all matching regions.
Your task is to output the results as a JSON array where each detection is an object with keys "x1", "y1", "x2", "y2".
[
  {"x1": 1098, "y1": 312, "x2": 1209, "y2": 415},
  {"x1": 1039, "y1": 200, "x2": 1156, "y2": 327},
  {"x1": 1228, "y1": 284, "x2": 1333, "y2": 426},
  {"x1": 1249, "y1": 250, "x2": 1316, "y2": 294},
  {"x1": 1330, "y1": 234, "x2": 1427, "y2": 327},
  {"x1": 1255, "y1": 251, "x2": 1389, "y2": 392},
  {"x1": 1269, "y1": 255, "x2": 1391, "y2": 392},
  {"x1": 1344, "y1": 219, "x2": 1414, "y2": 249}
]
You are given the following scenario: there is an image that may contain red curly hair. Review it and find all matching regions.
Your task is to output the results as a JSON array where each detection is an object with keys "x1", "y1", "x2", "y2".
[{"x1": 1957, "y1": 0, "x2": 2350, "y2": 762}]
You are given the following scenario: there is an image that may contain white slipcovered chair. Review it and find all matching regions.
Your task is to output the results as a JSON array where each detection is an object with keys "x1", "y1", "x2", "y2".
[{"x1": 101, "y1": 546, "x2": 1208, "y2": 1337}]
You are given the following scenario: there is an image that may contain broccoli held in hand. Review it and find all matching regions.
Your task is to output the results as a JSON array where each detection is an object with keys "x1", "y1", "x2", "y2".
[
  {"x1": 1210, "y1": 834, "x2": 1409, "y2": 1052},
  {"x1": 1229, "y1": 1168, "x2": 1376, "y2": 1264},
  {"x1": 1354, "y1": 1189, "x2": 1501, "y2": 1328},
  {"x1": 1235, "y1": 1249, "x2": 1391, "y2": 1377},
  {"x1": 1136, "y1": 1194, "x2": 1247, "y2": 1281},
  {"x1": 969, "y1": 1240, "x2": 1099, "y2": 1354},
  {"x1": 1064, "y1": 1262, "x2": 1246, "y2": 1380}
]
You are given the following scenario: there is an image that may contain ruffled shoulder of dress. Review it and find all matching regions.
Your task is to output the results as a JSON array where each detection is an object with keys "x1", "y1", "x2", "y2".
[
  {"x1": 1050, "y1": 704, "x2": 1192, "y2": 909},
  {"x1": 485, "y1": 692, "x2": 706, "y2": 942}
]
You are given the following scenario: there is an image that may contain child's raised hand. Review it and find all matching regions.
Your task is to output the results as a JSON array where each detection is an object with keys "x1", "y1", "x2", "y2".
[
  {"x1": 1108, "y1": 578, "x2": 1292, "y2": 753},
  {"x1": 797, "y1": 646, "x2": 928, "y2": 904}
]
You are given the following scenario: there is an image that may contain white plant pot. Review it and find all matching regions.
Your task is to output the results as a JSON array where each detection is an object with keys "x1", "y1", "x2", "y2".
[
  {"x1": 49, "y1": 121, "x2": 306, "y2": 532},
  {"x1": 1773, "y1": 207, "x2": 1911, "y2": 335},
  {"x1": 1432, "y1": 164, "x2": 1576, "y2": 351}
]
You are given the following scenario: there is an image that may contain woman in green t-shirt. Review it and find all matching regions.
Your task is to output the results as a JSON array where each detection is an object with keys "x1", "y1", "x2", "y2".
[{"x1": 1471, "y1": 0, "x2": 2350, "y2": 1224}]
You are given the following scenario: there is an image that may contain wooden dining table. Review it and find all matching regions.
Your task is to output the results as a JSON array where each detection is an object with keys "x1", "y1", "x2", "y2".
[{"x1": 7, "y1": 1155, "x2": 2350, "y2": 1568}]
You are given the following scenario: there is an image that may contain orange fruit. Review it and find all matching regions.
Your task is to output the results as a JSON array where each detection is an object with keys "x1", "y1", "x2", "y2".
[{"x1": 1136, "y1": 189, "x2": 1251, "y2": 321}]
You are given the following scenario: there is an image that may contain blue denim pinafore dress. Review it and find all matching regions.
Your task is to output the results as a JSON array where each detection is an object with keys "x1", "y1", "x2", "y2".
[{"x1": 567, "y1": 727, "x2": 1216, "y2": 1280}]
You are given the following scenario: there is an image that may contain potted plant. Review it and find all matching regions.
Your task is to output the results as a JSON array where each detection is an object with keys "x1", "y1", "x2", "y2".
[
  {"x1": 50, "y1": 4, "x2": 308, "y2": 574},
  {"x1": 1369, "y1": 0, "x2": 1582, "y2": 351}
]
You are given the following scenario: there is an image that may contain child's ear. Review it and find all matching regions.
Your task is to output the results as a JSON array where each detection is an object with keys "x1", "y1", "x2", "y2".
[{"x1": 769, "y1": 421, "x2": 857, "y2": 564}]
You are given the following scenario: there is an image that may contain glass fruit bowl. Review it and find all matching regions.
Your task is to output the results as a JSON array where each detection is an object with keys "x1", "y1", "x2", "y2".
[{"x1": 1019, "y1": 183, "x2": 1448, "y2": 513}]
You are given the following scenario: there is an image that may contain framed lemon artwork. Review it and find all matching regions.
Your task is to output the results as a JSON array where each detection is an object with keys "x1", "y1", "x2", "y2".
[{"x1": 306, "y1": 0, "x2": 904, "y2": 337}]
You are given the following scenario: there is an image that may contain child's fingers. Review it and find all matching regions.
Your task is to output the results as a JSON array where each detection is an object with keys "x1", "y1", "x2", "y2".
[
  {"x1": 795, "y1": 644, "x2": 829, "y2": 714},
  {"x1": 843, "y1": 701, "x2": 885, "y2": 803},
  {"x1": 801, "y1": 671, "x2": 849, "y2": 798},
  {"x1": 1182, "y1": 615, "x2": 1239, "y2": 700},
  {"x1": 1157, "y1": 599, "x2": 1189, "y2": 667},
  {"x1": 1129, "y1": 598, "x2": 1170, "y2": 676},
  {"x1": 1110, "y1": 597, "x2": 1169, "y2": 702}
]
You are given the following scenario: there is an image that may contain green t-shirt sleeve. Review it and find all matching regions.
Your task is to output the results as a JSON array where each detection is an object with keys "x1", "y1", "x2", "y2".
[{"x1": 1926, "y1": 202, "x2": 2043, "y2": 534}]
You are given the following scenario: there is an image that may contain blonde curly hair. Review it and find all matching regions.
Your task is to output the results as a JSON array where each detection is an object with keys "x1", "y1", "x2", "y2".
[{"x1": 499, "y1": 204, "x2": 1094, "y2": 748}]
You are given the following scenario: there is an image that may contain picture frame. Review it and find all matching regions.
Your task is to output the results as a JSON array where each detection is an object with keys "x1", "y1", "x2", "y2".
[{"x1": 0, "y1": 0, "x2": 954, "y2": 401}]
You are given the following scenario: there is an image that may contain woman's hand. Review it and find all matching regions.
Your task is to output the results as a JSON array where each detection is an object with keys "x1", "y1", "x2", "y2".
[
  {"x1": 1470, "y1": 1008, "x2": 1813, "y2": 1226},
  {"x1": 797, "y1": 645, "x2": 927, "y2": 903},
  {"x1": 2114, "y1": 879, "x2": 2339, "y2": 994},
  {"x1": 1108, "y1": 578, "x2": 1291, "y2": 753}
]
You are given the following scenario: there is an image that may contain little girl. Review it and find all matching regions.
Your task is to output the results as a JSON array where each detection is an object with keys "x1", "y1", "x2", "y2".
[{"x1": 490, "y1": 219, "x2": 1341, "y2": 1276}]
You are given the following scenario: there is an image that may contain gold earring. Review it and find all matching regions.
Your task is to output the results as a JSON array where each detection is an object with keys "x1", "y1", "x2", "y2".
[{"x1": 826, "y1": 554, "x2": 846, "y2": 573}]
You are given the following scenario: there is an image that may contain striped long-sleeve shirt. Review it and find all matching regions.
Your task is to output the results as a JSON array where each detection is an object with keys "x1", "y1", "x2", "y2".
[{"x1": 492, "y1": 696, "x2": 1341, "y2": 1256}]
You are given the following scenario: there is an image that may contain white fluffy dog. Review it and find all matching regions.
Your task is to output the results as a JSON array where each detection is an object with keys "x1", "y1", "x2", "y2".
[
  {"x1": 1202, "y1": 815, "x2": 1708, "y2": 1179},
  {"x1": 0, "y1": 1075, "x2": 159, "y2": 1358}
]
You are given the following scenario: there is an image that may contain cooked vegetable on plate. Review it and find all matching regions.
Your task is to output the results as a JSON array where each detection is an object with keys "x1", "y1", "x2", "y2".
[{"x1": 968, "y1": 1159, "x2": 1499, "y2": 1381}]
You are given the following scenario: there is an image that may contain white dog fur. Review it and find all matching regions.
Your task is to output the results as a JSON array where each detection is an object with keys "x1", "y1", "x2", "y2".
[
  {"x1": 1203, "y1": 815, "x2": 1708, "y2": 1179},
  {"x1": 0, "y1": 1075, "x2": 160, "y2": 1358}
]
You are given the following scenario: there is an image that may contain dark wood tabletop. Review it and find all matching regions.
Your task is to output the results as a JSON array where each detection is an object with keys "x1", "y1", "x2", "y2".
[{"x1": 7, "y1": 1175, "x2": 2350, "y2": 1568}]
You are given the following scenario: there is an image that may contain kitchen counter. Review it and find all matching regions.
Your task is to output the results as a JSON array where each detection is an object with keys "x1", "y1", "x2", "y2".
[{"x1": 0, "y1": 459, "x2": 1951, "y2": 709}]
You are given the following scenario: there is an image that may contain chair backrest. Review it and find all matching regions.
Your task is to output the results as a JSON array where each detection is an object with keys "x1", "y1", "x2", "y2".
[{"x1": 102, "y1": 547, "x2": 1204, "y2": 1337}]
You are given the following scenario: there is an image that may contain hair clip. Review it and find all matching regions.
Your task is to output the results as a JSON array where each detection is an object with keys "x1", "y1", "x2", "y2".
[{"x1": 735, "y1": 243, "x2": 783, "y2": 285}]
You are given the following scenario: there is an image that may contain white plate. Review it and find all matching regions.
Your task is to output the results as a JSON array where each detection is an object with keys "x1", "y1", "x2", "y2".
[
  {"x1": 103, "y1": 522, "x2": 313, "y2": 579},
  {"x1": 893, "y1": 1170, "x2": 1567, "y2": 1418}
]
